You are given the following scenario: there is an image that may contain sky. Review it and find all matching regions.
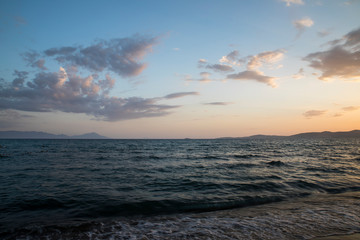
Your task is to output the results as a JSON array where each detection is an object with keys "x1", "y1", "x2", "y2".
[{"x1": 0, "y1": 0, "x2": 360, "y2": 138}]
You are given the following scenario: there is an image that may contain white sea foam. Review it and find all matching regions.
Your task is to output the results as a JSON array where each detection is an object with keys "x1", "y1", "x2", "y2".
[{"x1": 11, "y1": 192, "x2": 358, "y2": 240}]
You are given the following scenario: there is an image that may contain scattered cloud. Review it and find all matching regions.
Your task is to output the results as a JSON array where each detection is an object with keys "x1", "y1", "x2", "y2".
[
  {"x1": 44, "y1": 46, "x2": 77, "y2": 56},
  {"x1": 293, "y1": 17, "x2": 314, "y2": 30},
  {"x1": 343, "y1": 27, "x2": 360, "y2": 48},
  {"x1": 303, "y1": 105, "x2": 359, "y2": 119},
  {"x1": 227, "y1": 70, "x2": 277, "y2": 88},
  {"x1": 173, "y1": 48, "x2": 180, "y2": 51},
  {"x1": 163, "y1": 92, "x2": 199, "y2": 99},
  {"x1": 293, "y1": 17, "x2": 314, "y2": 37},
  {"x1": 292, "y1": 68, "x2": 305, "y2": 79},
  {"x1": 333, "y1": 105, "x2": 360, "y2": 117},
  {"x1": 333, "y1": 113, "x2": 343, "y2": 117},
  {"x1": 195, "y1": 49, "x2": 284, "y2": 87},
  {"x1": 183, "y1": 72, "x2": 213, "y2": 83},
  {"x1": 204, "y1": 102, "x2": 234, "y2": 106},
  {"x1": 219, "y1": 50, "x2": 242, "y2": 65},
  {"x1": 36, "y1": 35, "x2": 159, "y2": 77},
  {"x1": 198, "y1": 59, "x2": 234, "y2": 72},
  {"x1": 0, "y1": 67, "x2": 179, "y2": 121},
  {"x1": 342, "y1": 106, "x2": 360, "y2": 111},
  {"x1": 0, "y1": 34, "x2": 189, "y2": 121},
  {"x1": 198, "y1": 59, "x2": 208, "y2": 68},
  {"x1": 304, "y1": 27, "x2": 360, "y2": 81},
  {"x1": 303, "y1": 110, "x2": 327, "y2": 118},
  {"x1": 317, "y1": 29, "x2": 331, "y2": 38},
  {"x1": 281, "y1": 0, "x2": 304, "y2": 7},
  {"x1": 11, "y1": 70, "x2": 28, "y2": 88},
  {"x1": 247, "y1": 50, "x2": 285, "y2": 70},
  {"x1": 205, "y1": 63, "x2": 234, "y2": 72},
  {"x1": 22, "y1": 51, "x2": 47, "y2": 70},
  {"x1": 199, "y1": 72, "x2": 212, "y2": 82}
]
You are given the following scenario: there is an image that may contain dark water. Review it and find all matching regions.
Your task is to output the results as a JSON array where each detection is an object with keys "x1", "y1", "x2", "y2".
[{"x1": 1, "y1": 138, "x2": 360, "y2": 239}]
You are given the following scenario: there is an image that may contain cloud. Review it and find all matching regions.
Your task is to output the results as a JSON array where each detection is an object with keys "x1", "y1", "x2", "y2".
[
  {"x1": 292, "y1": 68, "x2": 305, "y2": 79},
  {"x1": 333, "y1": 105, "x2": 360, "y2": 117},
  {"x1": 196, "y1": 49, "x2": 284, "y2": 87},
  {"x1": 333, "y1": 113, "x2": 343, "y2": 117},
  {"x1": 22, "y1": 51, "x2": 47, "y2": 70},
  {"x1": 163, "y1": 92, "x2": 200, "y2": 99},
  {"x1": 293, "y1": 17, "x2": 314, "y2": 37},
  {"x1": 342, "y1": 106, "x2": 360, "y2": 111},
  {"x1": 198, "y1": 58, "x2": 234, "y2": 72},
  {"x1": 198, "y1": 59, "x2": 208, "y2": 68},
  {"x1": 199, "y1": 72, "x2": 212, "y2": 82},
  {"x1": 0, "y1": 67, "x2": 178, "y2": 121},
  {"x1": 303, "y1": 110, "x2": 327, "y2": 118},
  {"x1": 204, "y1": 102, "x2": 234, "y2": 106},
  {"x1": 247, "y1": 50, "x2": 285, "y2": 70},
  {"x1": 304, "y1": 28, "x2": 360, "y2": 81},
  {"x1": 11, "y1": 70, "x2": 28, "y2": 88},
  {"x1": 219, "y1": 50, "x2": 242, "y2": 65},
  {"x1": 44, "y1": 47, "x2": 77, "y2": 56},
  {"x1": 293, "y1": 17, "x2": 314, "y2": 30},
  {"x1": 343, "y1": 27, "x2": 360, "y2": 48},
  {"x1": 281, "y1": 0, "x2": 304, "y2": 7},
  {"x1": 0, "y1": 110, "x2": 33, "y2": 128},
  {"x1": 227, "y1": 70, "x2": 277, "y2": 87},
  {"x1": 42, "y1": 35, "x2": 159, "y2": 77},
  {"x1": 184, "y1": 72, "x2": 213, "y2": 83},
  {"x1": 317, "y1": 30, "x2": 331, "y2": 38},
  {"x1": 205, "y1": 63, "x2": 234, "y2": 72},
  {"x1": 1, "y1": 34, "x2": 203, "y2": 121}
]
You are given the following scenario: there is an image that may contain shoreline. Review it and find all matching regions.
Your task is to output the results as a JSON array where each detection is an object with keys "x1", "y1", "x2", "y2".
[
  {"x1": 312, "y1": 233, "x2": 360, "y2": 240},
  {"x1": 2, "y1": 192, "x2": 360, "y2": 239}
]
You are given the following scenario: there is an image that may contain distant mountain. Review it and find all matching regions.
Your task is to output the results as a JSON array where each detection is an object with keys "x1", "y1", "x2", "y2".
[
  {"x1": 217, "y1": 130, "x2": 360, "y2": 139},
  {"x1": 0, "y1": 131, "x2": 109, "y2": 139},
  {"x1": 289, "y1": 130, "x2": 360, "y2": 139},
  {"x1": 217, "y1": 134, "x2": 284, "y2": 140},
  {"x1": 71, "y1": 132, "x2": 109, "y2": 139}
]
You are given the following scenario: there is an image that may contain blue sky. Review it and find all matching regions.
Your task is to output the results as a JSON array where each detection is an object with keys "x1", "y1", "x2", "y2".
[{"x1": 1, "y1": 0, "x2": 360, "y2": 138}]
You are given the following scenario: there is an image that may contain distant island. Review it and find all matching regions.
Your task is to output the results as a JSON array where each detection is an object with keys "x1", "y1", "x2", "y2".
[
  {"x1": 217, "y1": 130, "x2": 360, "y2": 139},
  {"x1": 0, "y1": 131, "x2": 109, "y2": 139}
]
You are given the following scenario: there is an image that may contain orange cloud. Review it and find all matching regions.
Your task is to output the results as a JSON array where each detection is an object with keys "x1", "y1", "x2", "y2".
[
  {"x1": 342, "y1": 106, "x2": 360, "y2": 111},
  {"x1": 303, "y1": 110, "x2": 327, "y2": 118}
]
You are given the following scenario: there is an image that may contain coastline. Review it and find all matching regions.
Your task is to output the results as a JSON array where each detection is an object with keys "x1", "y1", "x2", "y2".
[
  {"x1": 3, "y1": 191, "x2": 360, "y2": 239},
  {"x1": 312, "y1": 233, "x2": 360, "y2": 240}
]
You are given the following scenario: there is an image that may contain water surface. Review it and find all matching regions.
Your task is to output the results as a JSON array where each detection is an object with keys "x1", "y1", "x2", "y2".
[{"x1": 1, "y1": 138, "x2": 360, "y2": 239}]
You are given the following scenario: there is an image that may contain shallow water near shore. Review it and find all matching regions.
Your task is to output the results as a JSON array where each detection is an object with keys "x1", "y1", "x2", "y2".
[{"x1": 1, "y1": 138, "x2": 360, "y2": 239}]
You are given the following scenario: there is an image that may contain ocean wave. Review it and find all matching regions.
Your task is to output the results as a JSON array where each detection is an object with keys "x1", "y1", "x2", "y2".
[
  {"x1": 266, "y1": 160, "x2": 286, "y2": 166},
  {"x1": 2, "y1": 192, "x2": 360, "y2": 240},
  {"x1": 1, "y1": 138, "x2": 360, "y2": 238}
]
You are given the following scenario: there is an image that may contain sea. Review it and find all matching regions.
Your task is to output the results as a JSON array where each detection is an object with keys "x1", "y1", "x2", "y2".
[{"x1": 0, "y1": 138, "x2": 360, "y2": 239}]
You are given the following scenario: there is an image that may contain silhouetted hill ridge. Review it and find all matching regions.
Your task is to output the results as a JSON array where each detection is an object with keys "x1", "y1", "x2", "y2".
[
  {"x1": 0, "y1": 131, "x2": 109, "y2": 139},
  {"x1": 217, "y1": 130, "x2": 360, "y2": 139},
  {"x1": 289, "y1": 130, "x2": 360, "y2": 138}
]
